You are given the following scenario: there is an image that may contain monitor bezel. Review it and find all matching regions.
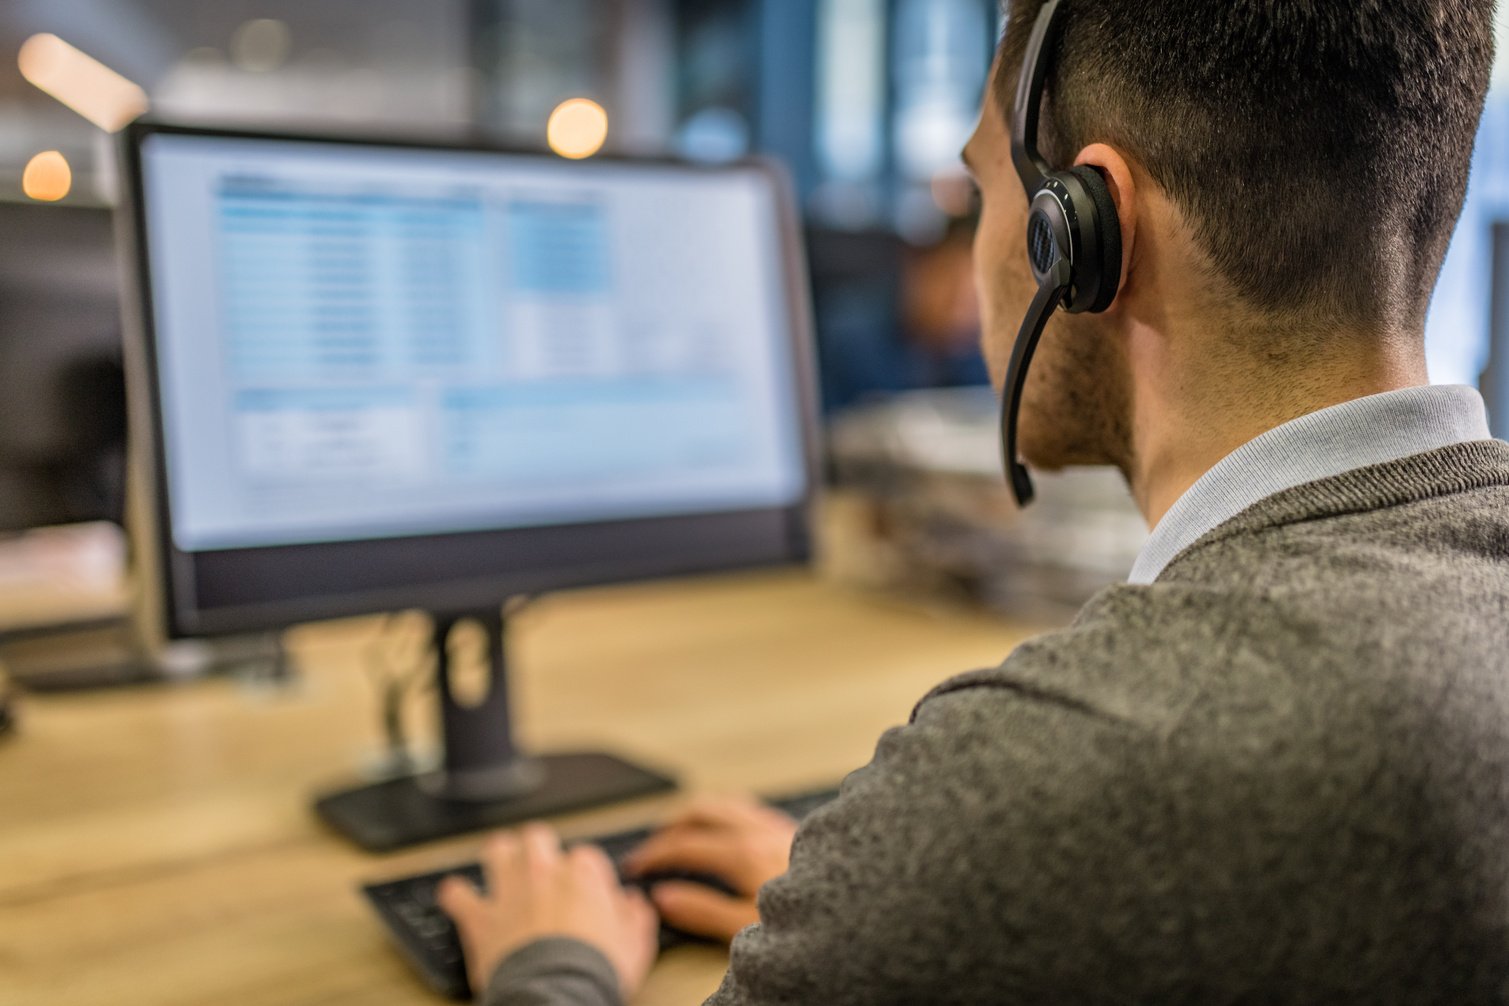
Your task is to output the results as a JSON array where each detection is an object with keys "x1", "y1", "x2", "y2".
[{"x1": 118, "y1": 119, "x2": 822, "y2": 639}]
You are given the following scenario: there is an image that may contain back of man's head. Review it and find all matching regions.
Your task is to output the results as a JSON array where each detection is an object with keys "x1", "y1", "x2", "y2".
[{"x1": 996, "y1": 0, "x2": 1495, "y2": 340}]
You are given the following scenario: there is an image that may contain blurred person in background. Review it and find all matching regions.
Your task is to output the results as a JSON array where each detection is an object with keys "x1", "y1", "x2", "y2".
[
  {"x1": 815, "y1": 217, "x2": 989, "y2": 414},
  {"x1": 441, "y1": 1, "x2": 1509, "y2": 1003},
  {"x1": 898, "y1": 217, "x2": 988, "y2": 390}
]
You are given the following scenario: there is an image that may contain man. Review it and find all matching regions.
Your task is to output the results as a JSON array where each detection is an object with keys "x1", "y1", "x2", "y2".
[{"x1": 441, "y1": 0, "x2": 1509, "y2": 1001}]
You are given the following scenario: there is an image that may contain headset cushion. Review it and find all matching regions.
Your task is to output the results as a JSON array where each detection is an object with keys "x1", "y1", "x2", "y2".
[{"x1": 1068, "y1": 165, "x2": 1122, "y2": 313}]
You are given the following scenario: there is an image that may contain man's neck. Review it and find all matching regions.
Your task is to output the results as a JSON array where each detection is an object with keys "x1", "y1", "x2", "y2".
[{"x1": 1127, "y1": 348, "x2": 1429, "y2": 529}]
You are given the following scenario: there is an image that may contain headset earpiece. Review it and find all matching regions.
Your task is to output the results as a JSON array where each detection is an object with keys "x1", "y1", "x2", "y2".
[
  {"x1": 1022, "y1": 168, "x2": 1120, "y2": 314},
  {"x1": 1065, "y1": 165, "x2": 1122, "y2": 314},
  {"x1": 1001, "y1": 0, "x2": 1125, "y2": 506}
]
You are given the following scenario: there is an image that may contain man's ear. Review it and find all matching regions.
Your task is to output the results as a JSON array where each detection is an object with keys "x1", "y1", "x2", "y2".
[{"x1": 1074, "y1": 143, "x2": 1136, "y2": 311}]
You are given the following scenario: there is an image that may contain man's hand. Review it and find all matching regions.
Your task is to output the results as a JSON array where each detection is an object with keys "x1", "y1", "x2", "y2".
[
  {"x1": 437, "y1": 823, "x2": 659, "y2": 1000},
  {"x1": 622, "y1": 795, "x2": 798, "y2": 942}
]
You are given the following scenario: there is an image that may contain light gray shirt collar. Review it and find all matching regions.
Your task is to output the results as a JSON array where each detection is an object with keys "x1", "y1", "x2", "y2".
[{"x1": 1129, "y1": 385, "x2": 1493, "y2": 585}]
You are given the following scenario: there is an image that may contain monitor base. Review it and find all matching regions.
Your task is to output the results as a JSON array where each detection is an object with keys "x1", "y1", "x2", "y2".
[
  {"x1": 314, "y1": 751, "x2": 676, "y2": 852},
  {"x1": 2, "y1": 620, "x2": 289, "y2": 693}
]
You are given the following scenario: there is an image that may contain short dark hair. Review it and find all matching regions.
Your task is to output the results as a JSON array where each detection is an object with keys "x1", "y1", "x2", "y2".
[{"x1": 996, "y1": 1, "x2": 1494, "y2": 335}]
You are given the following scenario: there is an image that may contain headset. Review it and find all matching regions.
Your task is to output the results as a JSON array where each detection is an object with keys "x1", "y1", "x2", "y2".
[{"x1": 1001, "y1": 0, "x2": 1122, "y2": 506}]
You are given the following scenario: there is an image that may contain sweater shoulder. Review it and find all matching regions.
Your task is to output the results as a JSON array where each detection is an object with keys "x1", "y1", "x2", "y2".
[{"x1": 915, "y1": 581, "x2": 1243, "y2": 738}]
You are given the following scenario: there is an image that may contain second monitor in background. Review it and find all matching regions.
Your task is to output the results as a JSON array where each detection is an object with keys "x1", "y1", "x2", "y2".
[
  {"x1": 0, "y1": 201, "x2": 125, "y2": 534},
  {"x1": 120, "y1": 123, "x2": 820, "y2": 851}
]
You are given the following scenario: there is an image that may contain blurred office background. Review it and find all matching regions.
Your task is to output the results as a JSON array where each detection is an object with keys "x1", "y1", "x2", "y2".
[
  {"x1": 0, "y1": 0, "x2": 995, "y2": 415},
  {"x1": 2, "y1": 0, "x2": 1509, "y2": 619}
]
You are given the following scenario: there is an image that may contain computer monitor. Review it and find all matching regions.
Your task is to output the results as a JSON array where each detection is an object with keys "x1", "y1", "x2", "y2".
[
  {"x1": 0, "y1": 201, "x2": 126, "y2": 534},
  {"x1": 118, "y1": 121, "x2": 819, "y2": 850}
]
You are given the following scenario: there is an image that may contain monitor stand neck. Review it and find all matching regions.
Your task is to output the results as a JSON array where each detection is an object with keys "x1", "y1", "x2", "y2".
[
  {"x1": 427, "y1": 609, "x2": 543, "y2": 802},
  {"x1": 314, "y1": 604, "x2": 678, "y2": 852}
]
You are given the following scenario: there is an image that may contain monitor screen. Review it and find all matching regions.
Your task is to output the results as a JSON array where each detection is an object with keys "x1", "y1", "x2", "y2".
[{"x1": 125, "y1": 125, "x2": 816, "y2": 636}]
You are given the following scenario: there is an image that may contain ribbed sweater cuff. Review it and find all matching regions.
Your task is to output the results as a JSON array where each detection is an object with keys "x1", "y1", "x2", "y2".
[{"x1": 481, "y1": 937, "x2": 623, "y2": 1006}]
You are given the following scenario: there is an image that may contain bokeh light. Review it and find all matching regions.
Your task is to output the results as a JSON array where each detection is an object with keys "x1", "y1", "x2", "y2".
[
  {"x1": 22, "y1": 151, "x2": 72, "y2": 202},
  {"x1": 231, "y1": 19, "x2": 293, "y2": 73},
  {"x1": 547, "y1": 98, "x2": 609, "y2": 160},
  {"x1": 17, "y1": 34, "x2": 149, "y2": 132}
]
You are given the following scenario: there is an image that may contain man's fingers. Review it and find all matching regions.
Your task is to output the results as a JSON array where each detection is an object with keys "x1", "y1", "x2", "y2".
[
  {"x1": 437, "y1": 872, "x2": 507, "y2": 996},
  {"x1": 664, "y1": 794, "x2": 764, "y2": 831},
  {"x1": 567, "y1": 841, "x2": 620, "y2": 891},
  {"x1": 520, "y1": 823, "x2": 563, "y2": 871},
  {"x1": 436, "y1": 874, "x2": 485, "y2": 924},
  {"x1": 622, "y1": 886, "x2": 659, "y2": 937},
  {"x1": 481, "y1": 830, "x2": 522, "y2": 871},
  {"x1": 479, "y1": 825, "x2": 562, "y2": 903},
  {"x1": 615, "y1": 888, "x2": 662, "y2": 1000},
  {"x1": 622, "y1": 831, "x2": 748, "y2": 884},
  {"x1": 650, "y1": 881, "x2": 758, "y2": 943},
  {"x1": 619, "y1": 886, "x2": 661, "y2": 954}
]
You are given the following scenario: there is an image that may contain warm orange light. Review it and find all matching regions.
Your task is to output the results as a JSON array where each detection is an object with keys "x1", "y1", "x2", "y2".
[
  {"x1": 18, "y1": 33, "x2": 149, "y2": 132},
  {"x1": 547, "y1": 99, "x2": 609, "y2": 160},
  {"x1": 22, "y1": 151, "x2": 72, "y2": 202}
]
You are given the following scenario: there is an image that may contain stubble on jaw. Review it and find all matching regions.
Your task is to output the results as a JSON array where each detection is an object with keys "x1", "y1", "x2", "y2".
[{"x1": 1012, "y1": 308, "x2": 1136, "y2": 478}]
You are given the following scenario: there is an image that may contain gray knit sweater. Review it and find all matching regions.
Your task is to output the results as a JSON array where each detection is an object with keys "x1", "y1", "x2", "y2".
[{"x1": 487, "y1": 440, "x2": 1509, "y2": 1005}]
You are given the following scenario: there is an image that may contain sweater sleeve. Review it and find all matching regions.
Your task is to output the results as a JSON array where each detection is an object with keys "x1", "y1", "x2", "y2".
[
  {"x1": 701, "y1": 659, "x2": 1160, "y2": 1006},
  {"x1": 481, "y1": 937, "x2": 623, "y2": 1006},
  {"x1": 473, "y1": 667, "x2": 1135, "y2": 1006},
  {"x1": 489, "y1": 604, "x2": 1182, "y2": 1005}
]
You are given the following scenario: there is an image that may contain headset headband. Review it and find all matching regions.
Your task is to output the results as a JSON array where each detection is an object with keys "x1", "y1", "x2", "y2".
[
  {"x1": 1011, "y1": 0, "x2": 1066, "y2": 192},
  {"x1": 1001, "y1": 0, "x2": 1072, "y2": 508}
]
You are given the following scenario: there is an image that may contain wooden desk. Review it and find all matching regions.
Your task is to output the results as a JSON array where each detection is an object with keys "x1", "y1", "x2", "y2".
[{"x1": 0, "y1": 571, "x2": 1041, "y2": 1006}]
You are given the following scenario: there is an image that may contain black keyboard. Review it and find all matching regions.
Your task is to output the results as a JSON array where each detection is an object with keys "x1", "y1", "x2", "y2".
[{"x1": 362, "y1": 787, "x2": 841, "y2": 1000}]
